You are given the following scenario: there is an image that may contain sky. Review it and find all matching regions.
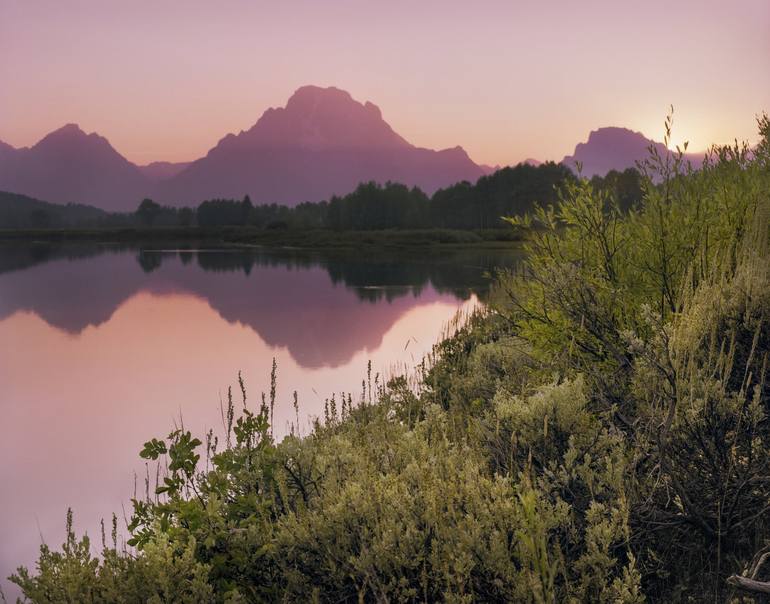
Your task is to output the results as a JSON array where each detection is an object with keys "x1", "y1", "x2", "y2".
[{"x1": 1, "y1": 0, "x2": 769, "y2": 167}]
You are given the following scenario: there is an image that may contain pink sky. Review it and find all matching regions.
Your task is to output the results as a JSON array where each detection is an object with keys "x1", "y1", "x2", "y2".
[{"x1": 1, "y1": 0, "x2": 768, "y2": 166}]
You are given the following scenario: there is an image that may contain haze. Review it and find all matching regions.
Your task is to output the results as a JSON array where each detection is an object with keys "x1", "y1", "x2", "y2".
[{"x1": 1, "y1": 0, "x2": 769, "y2": 167}]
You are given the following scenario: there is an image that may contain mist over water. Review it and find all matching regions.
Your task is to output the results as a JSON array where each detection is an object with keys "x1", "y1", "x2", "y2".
[{"x1": 0, "y1": 243, "x2": 520, "y2": 597}]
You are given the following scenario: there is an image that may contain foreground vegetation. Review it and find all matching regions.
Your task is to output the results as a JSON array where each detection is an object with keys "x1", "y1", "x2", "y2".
[{"x1": 10, "y1": 117, "x2": 770, "y2": 602}]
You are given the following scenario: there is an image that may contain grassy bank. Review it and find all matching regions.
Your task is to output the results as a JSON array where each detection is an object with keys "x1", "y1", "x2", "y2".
[
  {"x1": 0, "y1": 226, "x2": 524, "y2": 249},
  {"x1": 11, "y1": 118, "x2": 770, "y2": 602}
]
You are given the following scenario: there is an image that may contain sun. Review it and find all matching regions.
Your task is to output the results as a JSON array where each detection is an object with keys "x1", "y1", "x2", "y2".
[
  {"x1": 664, "y1": 134, "x2": 692, "y2": 153},
  {"x1": 641, "y1": 113, "x2": 703, "y2": 154}
]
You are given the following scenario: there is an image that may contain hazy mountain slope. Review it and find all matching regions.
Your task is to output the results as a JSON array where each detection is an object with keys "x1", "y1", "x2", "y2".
[
  {"x1": 138, "y1": 161, "x2": 192, "y2": 181},
  {"x1": 0, "y1": 125, "x2": 149, "y2": 211}
]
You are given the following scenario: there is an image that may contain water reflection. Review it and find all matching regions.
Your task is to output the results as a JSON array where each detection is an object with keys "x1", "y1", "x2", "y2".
[
  {"x1": 0, "y1": 243, "x2": 516, "y2": 367},
  {"x1": 0, "y1": 242, "x2": 518, "y2": 598}
]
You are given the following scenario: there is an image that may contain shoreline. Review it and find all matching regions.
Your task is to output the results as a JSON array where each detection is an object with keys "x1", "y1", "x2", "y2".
[{"x1": 0, "y1": 227, "x2": 525, "y2": 250}]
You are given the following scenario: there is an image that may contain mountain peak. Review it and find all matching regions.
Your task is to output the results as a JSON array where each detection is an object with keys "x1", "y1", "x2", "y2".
[
  {"x1": 42, "y1": 123, "x2": 92, "y2": 143},
  {"x1": 584, "y1": 126, "x2": 658, "y2": 148},
  {"x1": 55, "y1": 123, "x2": 85, "y2": 135},
  {"x1": 214, "y1": 85, "x2": 410, "y2": 154},
  {"x1": 36, "y1": 123, "x2": 117, "y2": 153},
  {"x1": 562, "y1": 126, "x2": 666, "y2": 177},
  {"x1": 0, "y1": 123, "x2": 148, "y2": 210},
  {"x1": 285, "y1": 86, "x2": 385, "y2": 121},
  {"x1": 286, "y1": 85, "x2": 354, "y2": 109},
  {"x1": 154, "y1": 85, "x2": 483, "y2": 205}
]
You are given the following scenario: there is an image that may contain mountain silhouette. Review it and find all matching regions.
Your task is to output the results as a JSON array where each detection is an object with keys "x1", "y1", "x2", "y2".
[
  {"x1": 0, "y1": 87, "x2": 484, "y2": 209},
  {"x1": 561, "y1": 127, "x2": 667, "y2": 177},
  {"x1": 0, "y1": 102, "x2": 712, "y2": 209},
  {"x1": 561, "y1": 127, "x2": 704, "y2": 177},
  {"x1": 0, "y1": 124, "x2": 149, "y2": 211},
  {"x1": 154, "y1": 86, "x2": 484, "y2": 206}
]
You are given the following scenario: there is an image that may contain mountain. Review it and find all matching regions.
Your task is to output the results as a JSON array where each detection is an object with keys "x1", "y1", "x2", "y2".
[
  {"x1": 2, "y1": 95, "x2": 715, "y2": 211},
  {"x1": 139, "y1": 161, "x2": 192, "y2": 181},
  {"x1": 561, "y1": 127, "x2": 667, "y2": 177},
  {"x1": 0, "y1": 88, "x2": 484, "y2": 209},
  {"x1": 561, "y1": 127, "x2": 704, "y2": 177},
  {"x1": 0, "y1": 125, "x2": 149, "y2": 211},
  {"x1": 155, "y1": 86, "x2": 485, "y2": 206}
]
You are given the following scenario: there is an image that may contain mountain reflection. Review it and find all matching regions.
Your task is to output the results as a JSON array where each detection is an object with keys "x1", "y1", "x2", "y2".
[{"x1": 0, "y1": 243, "x2": 519, "y2": 368}]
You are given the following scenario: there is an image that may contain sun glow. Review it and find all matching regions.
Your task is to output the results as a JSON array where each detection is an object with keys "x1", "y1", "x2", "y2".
[
  {"x1": 642, "y1": 115, "x2": 706, "y2": 155},
  {"x1": 665, "y1": 134, "x2": 693, "y2": 153}
]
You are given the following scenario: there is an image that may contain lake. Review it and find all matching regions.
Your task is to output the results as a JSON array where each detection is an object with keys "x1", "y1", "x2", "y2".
[{"x1": 0, "y1": 242, "x2": 520, "y2": 596}]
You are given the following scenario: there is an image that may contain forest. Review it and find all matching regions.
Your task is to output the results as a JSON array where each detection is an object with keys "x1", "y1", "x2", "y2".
[
  {"x1": 9, "y1": 116, "x2": 770, "y2": 602},
  {"x1": 144, "y1": 162, "x2": 641, "y2": 231}
]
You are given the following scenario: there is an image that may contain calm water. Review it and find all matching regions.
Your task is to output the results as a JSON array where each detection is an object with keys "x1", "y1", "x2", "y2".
[{"x1": 0, "y1": 242, "x2": 519, "y2": 595}]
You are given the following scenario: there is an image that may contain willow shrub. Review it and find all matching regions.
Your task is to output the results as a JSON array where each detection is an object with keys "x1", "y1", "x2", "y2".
[
  {"x1": 498, "y1": 114, "x2": 770, "y2": 601},
  {"x1": 12, "y1": 116, "x2": 769, "y2": 603}
]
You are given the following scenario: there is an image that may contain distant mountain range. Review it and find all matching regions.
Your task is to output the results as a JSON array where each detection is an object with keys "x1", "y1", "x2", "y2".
[
  {"x1": 0, "y1": 85, "x2": 706, "y2": 211},
  {"x1": 0, "y1": 86, "x2": 484, "y2": 211}
]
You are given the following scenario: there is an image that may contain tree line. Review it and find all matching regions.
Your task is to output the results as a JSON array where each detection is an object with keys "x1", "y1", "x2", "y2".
[
  {"x1": 131, "y1": 162, "x2": 644, "y2": 230},
  {"x1": 1, "y1": 163, "x2": 644, "y2": 231}
]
